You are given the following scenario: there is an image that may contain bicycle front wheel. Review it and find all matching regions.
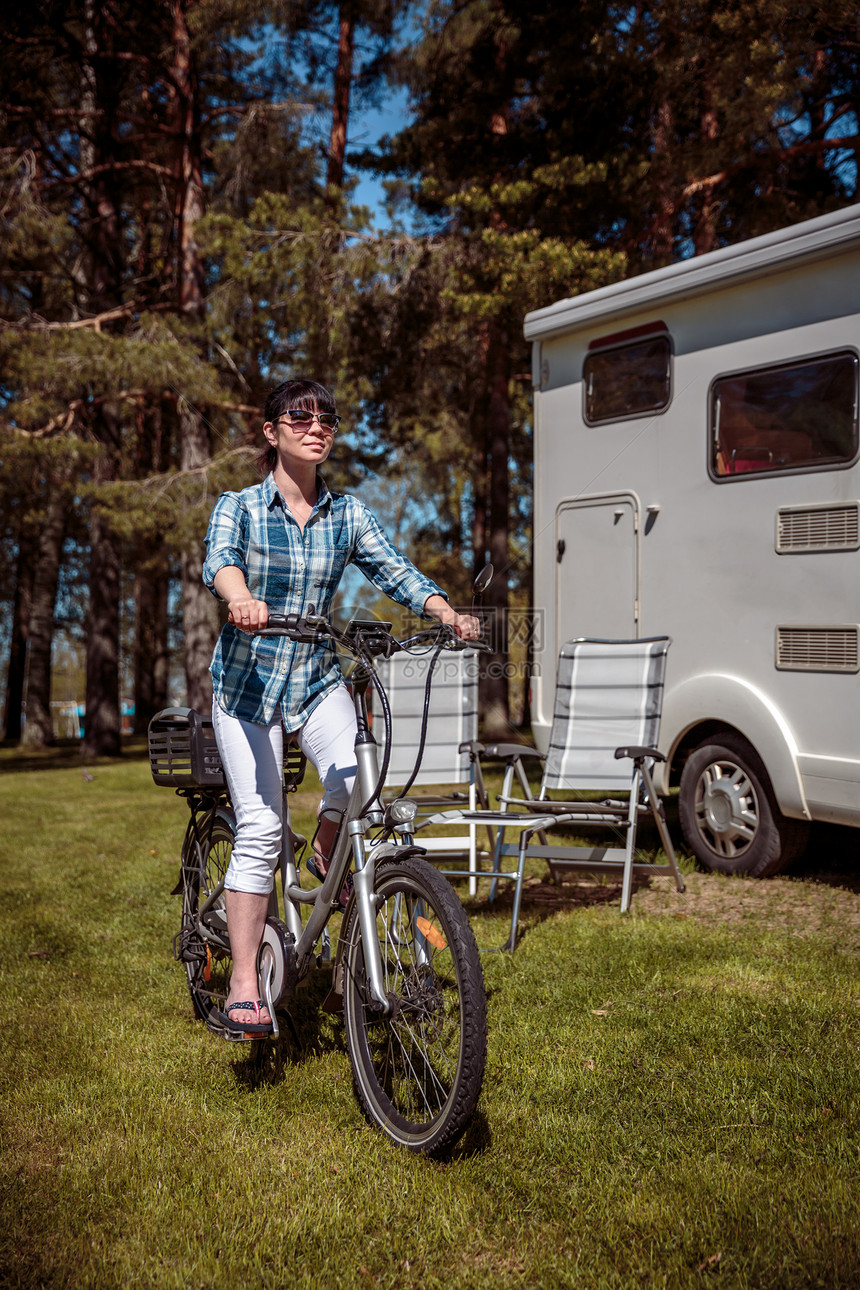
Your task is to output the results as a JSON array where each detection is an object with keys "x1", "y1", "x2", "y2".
[
  {"x1": 341, "y1": 856, "x2": 487, "y2": 1156},
  {"x1": 179, "y1": 813, "x2": 235, "y2": 1028}
]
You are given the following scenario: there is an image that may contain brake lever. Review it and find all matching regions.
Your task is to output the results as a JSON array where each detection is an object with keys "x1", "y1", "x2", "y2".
[
  {"x1": 443, "y1": 637, "x2": 492, "y2": 652},
  {"x1": 254, "y1": 612, "x2": 331, "y2": 644}
]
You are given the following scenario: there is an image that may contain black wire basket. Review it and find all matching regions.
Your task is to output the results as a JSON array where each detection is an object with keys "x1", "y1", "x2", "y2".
[{"x1": 147, "y1": 707, "x2": 307, "y2": 792}]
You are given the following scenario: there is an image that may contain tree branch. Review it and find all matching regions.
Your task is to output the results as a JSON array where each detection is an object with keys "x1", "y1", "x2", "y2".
[
  {"x1": 135, "y1": 446, "x2": 258, "y2": 497},
  {"x1": 675, "y1": 134, "x2": 859, "y2": 208},
  {"x1": 4, "y1": 393, "x2": 260, "y2": 440},
  {"x1": 53, "y1": 159, "x2": 175, "y2": 185},
  {"x1": 32, "y1": 303, "x2": 135, "y2": 331}
]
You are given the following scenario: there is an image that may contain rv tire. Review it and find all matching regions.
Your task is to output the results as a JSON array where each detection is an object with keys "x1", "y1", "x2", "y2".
[{"x1": 679, "y1": 733, "x2": 809, "y2": 878}]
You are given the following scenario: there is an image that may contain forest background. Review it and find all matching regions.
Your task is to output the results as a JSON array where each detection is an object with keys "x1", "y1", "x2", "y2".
[{"x1": 1, "y1": 0, "x2": 858, "y2": 756}]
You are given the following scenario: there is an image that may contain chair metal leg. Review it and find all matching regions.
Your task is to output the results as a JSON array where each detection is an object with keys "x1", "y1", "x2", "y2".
[
  {"x1": 489, "y1": 760, "x2": 516, "y2": 904},
  {"x1": 488, "y1": 824, "x2": 506, "y2": 903},
  {"x1": 503, "y1": 829, "x2": 532, "y2": 951},
  {"x1": 641, "y1": 763, "x2": 686, "y2": 894},
  {"x1": 468, "y1": 778, "x2": 478, "y2": 898},
  {"x1": 620, "y1": 770, "x2": 641, "y2": 913}
]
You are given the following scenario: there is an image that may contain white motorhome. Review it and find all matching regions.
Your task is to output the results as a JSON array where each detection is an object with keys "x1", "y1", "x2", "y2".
[{"x1": 524, "y1": 205, "x2": 860, "y2": 876}]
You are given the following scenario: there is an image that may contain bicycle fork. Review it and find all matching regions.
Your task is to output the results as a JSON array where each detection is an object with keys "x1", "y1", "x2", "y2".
[
  {"x1": 346, "y1": 732, "x2": 395, "y2": 1014},
  {"x1": 348, "y1": 820, "x2": 390, "y2": 1013}
]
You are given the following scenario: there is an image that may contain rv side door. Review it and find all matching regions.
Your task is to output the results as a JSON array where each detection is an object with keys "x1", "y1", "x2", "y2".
[{"x1": 555, "y1": 494, "x2": 640, "y2": 648}]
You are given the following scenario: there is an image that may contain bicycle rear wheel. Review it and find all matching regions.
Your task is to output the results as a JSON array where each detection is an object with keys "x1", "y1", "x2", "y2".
[
  {"x1": 341, "y1": 856, "x2": 487, "y2": 1156},
  {"x1": 179, "y1": 814, "x2": 235, "y2": 1028}
]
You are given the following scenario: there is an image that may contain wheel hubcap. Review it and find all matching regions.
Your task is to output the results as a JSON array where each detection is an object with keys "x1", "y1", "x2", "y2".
[{"x1": 695, "y1": 758, "x2": 759, "y2": 858}]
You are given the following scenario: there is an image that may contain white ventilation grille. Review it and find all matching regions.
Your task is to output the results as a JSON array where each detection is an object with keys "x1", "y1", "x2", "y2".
[
  {"x1": 776, "y1": 503, "x2": 860, "y2": 553},
  {"x1": 776, "y1": 626, "x2": 859, "y2": 673}
]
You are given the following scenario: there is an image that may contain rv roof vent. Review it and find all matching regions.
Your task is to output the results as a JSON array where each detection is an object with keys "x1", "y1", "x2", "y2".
[
  {"x1": 776, "y1": 502, "x2": 860, "y2": 553},
  {"x1": 776, "y1": 625, "x2": 859, "y2": 673}
]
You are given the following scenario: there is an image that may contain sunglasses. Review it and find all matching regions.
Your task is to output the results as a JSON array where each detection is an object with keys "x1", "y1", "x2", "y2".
[{"x1": 279, "y1": 409, "x2": 340, "y2": 433}]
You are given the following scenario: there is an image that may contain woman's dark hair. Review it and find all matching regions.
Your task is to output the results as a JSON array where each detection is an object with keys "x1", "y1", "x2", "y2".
[{"x1": 258, "y1": 378, "x2": 337, "y2": 475}]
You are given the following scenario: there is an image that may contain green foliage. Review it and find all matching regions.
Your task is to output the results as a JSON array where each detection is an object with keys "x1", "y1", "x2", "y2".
[
  {"x1": 1, "y1": 318, "x2": 226, "y2": 426},
  {"x1": 1, "y1": 0, "x2": 858, "y2": 733},
  {"x1": 440, "y1": 225, "x2": 625, "y2": 322}
]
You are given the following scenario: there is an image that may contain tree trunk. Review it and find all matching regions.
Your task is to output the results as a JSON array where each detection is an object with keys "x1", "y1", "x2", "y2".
[
  {"x1": 472, "y1": 440, "x2": 488, "y2": 584},
  {"x1": 20, "y1": 488, "x2": 66, "y2": 748},
  {"x1": 2, "y1": 533, "x2": 36, "y2": 744},
  {"x1": 171, "y1": 0, "x2": 205, "y2": 315},
  {"x1": 181, "y1": 405, "x2": 217, "y2": 714},
  {"x1": 171, "y1": 0, "x2": 217, "y2": 715},
  {"x1": 132, "y1": 402, "x2": 170, "y2": 731},
  {"x1": 476, "y1": 44, "x2": 514, "y2": 737},
  {"x1": 481, "y1": 321, "x2": 511, "y2": 737},
  {"x1": 83, "y1": 412, "x2": 122, "y2": 758},
  {"x1": 327, "y1": 9, "x2": 355, "y2": 192},
  {"x1": 693, "y1": 87, "x2": 719, "y2": 257},
  {"x1": 650, "y1": 98, "x2": 675, "y2": 266},
  {"x1": 80, "y1": 0, "x2": 124, "y2": 757},
  {"x1": 133, "y1": 550, "x2": 170, "y2": 731}
]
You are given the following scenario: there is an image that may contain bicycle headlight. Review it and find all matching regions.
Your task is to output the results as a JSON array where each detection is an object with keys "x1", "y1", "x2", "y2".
[{"x1": 387, "y1": 798, "x2": 418, "y2": 827}]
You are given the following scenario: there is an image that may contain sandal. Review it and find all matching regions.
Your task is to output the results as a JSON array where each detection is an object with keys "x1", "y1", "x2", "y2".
[{"x1": 214, "y1": 999, "x2": 273, "y2": 1036}]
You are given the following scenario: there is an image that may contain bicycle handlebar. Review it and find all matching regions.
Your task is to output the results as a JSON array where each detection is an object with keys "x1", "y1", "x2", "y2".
[
  {"x1": 254, "y1": 612, "x2": 330, "y2": 645},
  {"x1": 254, "y1": 613, "x2": 490, "y2": 655}
]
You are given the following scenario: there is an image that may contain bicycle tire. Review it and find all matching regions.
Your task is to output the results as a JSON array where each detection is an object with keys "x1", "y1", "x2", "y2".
[
  {"x1": 179, "y1": 813, "x2": 235, "y2": 1028},
  {"x1": 341, "y1": 856, "x2": 487, "y2": 1156}
]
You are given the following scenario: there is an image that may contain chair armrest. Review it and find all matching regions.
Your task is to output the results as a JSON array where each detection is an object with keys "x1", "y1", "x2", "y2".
[
  {"x1": 497, "y1": 795, "x2": 577, "y2": 812},
  {"x1": 458, "y1": 739, "x2": 486, "y2": 756},
  {"x1": 498, "y1": 795, "x2": 627, "y2": 815},
  {"x1": 614, "y1": 745, "x2": 666, "y2": 763},
  {"x1": 483, "y1": 743, "x2": 544, "y2": 760}
]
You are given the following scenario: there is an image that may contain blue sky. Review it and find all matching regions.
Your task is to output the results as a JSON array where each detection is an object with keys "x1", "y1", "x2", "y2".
[{"x1": 347, "y1": 87, "x2": 411, "y2": 220}]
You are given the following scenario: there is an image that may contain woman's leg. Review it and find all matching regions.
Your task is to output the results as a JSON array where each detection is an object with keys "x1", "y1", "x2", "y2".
[
  {"x1": 212, "y1": 699, "x2": 284, "y2": 1026},
  {"x1": 297, "y1": 686, "x2": 358, "y2": 873},
  {"x1": 223, "y1": 889, "x2": 269, "y2": 1010}
]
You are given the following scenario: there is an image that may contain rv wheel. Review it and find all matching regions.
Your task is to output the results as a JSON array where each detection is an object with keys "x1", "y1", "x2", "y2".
[{"x1": 679, "y1": 733, "x2": 808, "y2": 878}]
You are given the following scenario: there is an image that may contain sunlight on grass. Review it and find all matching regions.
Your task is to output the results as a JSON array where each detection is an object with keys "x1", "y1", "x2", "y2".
[{"x1": 1, "y1": 758, "x2": 858, "y2": 1287}]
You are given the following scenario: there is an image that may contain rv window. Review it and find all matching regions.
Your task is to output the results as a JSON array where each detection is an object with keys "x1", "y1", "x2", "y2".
[
  {"x1": 711, "y1": 351, "x2": 858, "y2": 479},
  {"x1": 583, "y1": 335, "x2": 672, "y2": 424}
]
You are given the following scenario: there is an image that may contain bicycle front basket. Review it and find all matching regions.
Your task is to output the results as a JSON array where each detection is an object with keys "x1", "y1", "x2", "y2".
[{"x1": 147, "y1": 707, "x2": 226, "y2": 788}]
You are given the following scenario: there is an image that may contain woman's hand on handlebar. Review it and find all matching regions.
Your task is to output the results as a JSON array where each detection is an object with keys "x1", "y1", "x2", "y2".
[
  {"x1": 448, "y1": 612, "x2": 481, "y2": 641},
  {"x1": 212, "y1": 567, "x2": 270, "y2": 634},
  {"x1": 227, "y1": 596, "x2": 269, "y2": 634},
  {"x1": 422, "y1": 595, "x2": 482, "y2": 642}
]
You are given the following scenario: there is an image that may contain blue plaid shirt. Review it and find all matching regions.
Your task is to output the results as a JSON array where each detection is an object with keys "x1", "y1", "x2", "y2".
[{"x1": 203, "y1": 472, "x2": 447, "y2": 730}]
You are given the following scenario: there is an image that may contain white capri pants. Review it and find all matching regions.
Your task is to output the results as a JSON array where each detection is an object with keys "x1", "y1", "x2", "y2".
[{"x1": 211, "y1": 686, "x2": 358, "y2": 895}]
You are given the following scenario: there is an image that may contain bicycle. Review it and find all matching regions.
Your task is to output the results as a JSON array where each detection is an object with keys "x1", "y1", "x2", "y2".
[{"x1": 148, "y1": 612, "x2": 489, "y2": 1156}]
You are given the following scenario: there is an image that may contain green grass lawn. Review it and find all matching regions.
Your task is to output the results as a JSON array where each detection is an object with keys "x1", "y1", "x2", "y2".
[{"x1": 1, "y1": 753, "x2": 858, "y2": 1288}]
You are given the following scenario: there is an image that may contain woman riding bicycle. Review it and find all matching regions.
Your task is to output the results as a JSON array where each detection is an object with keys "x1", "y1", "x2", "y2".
[{"x1": 202, "y1": 378, "x2": 480, "y2": 1036}]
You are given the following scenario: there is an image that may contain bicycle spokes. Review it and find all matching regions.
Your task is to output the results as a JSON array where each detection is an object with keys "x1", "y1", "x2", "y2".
[{"x1": 342, "y1": 857, "x2": 486, "y2": 1154}]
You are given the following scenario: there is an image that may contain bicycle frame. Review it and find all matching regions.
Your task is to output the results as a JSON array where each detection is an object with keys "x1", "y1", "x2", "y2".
[{"x1": 270, "y1": 654, "x2": 411, "y2": 1016}]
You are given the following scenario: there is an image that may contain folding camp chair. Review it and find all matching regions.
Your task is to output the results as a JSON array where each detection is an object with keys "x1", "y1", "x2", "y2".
[
  {"x1": 444, "y1": 637, "x2": 685, "y2": 949},
  {"x1": 371, "y1": 648, "x2": 496, "y2": 893}
]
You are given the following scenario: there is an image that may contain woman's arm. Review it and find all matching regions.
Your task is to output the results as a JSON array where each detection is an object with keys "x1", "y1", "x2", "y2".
[
  {"x1": 213, "y1": 566, "x2": 269, "y2": 634},
  {"x1": 349, "y1": 501, "x2": 479, "y2": 638}
]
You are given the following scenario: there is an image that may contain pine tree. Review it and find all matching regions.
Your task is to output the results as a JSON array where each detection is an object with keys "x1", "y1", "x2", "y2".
[
  {"x1": 0, "y1": 0, "x2": 334, "y2": 745},
  {"x1": 580, "y1": 1, "x2": 860, "y2": 267},
  {"x1": 357, "y1": 0, "x2": 626, "y2": 731}
]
